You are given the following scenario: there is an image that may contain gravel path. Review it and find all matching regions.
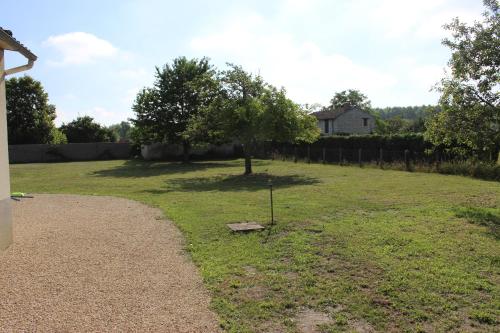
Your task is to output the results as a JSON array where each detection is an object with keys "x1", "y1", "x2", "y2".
[{"x1": 0, "y1": 194, "x2": 220, "y2": 332}]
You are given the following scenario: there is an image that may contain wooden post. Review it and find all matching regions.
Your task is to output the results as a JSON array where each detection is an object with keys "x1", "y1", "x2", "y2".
[
  {"x1": 358, "y1": 148, "x2": 362, "y2": 167},
  {"x1": 379, "y1": 148, "x2": 383, "y2": 168},
  {"x1": 294, "y1": 146, "x2": 298, "y2": 163},
  {"x1": 339, "y1": 148, "x2": 343, "y2": 165},
  {"x1": 322, "y1": 147, "x2": 326, "y2": 164},
  {"x1": 307, "y1": 145, "x2": 311, "y2": 164},
  {"x1": 282, "y1": 146, "x2": 286, "y2": 161},
  {"x1": 404, "y1": 149, "x2": 410, "y2": 171}
]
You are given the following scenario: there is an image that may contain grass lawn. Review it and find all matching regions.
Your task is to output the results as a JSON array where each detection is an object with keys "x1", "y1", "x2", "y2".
[{"x1": 10, "y1": 159, "x2": 500, "y2": 332}]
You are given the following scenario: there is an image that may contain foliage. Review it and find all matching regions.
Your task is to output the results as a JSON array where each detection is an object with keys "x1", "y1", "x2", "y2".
[
  {"x1": 200, "y1": 64, "x2": 319, "y2": 173},
  {"x1": 328, "y1": 89, "x2": 371, "y2": 111},
  {"x1": 11, "y1": 160, "x2": 500, "y2": 332},
  {"x1": 6, "y1": 76, "x2": 60, "y2": 144},
  {"x1": 373, "y1": 105, "x2": 433, "y2": 120},
  {"x1": 108, "y1": 121, "x2": 133, "y2": 142},
  {"x1": 60, "y1": 116, "x2": 116, "y2": 143},
  {"x1": 425, "y1": 0, "x2": 500, "y2": 161},
  {"x1": 131, "y1": 57, "x2": 218, "y2": 161},
  {"x1": 437, "y1": 160, "x2": 500, "y2": 181},
  {"x1": 49, "y1": 127, "x2": 68, "y2": 144}
]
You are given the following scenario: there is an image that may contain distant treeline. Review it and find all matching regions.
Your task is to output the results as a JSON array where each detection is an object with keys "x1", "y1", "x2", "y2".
[{"x1": 372, "y1": 105, "x2": 436, "y2": 121}]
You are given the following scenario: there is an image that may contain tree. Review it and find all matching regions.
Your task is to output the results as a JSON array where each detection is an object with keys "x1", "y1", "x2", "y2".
[
  {"x1": 425, "y1": 0, "x2": 500, "y2": 161},
  {"x1": 108, "y1": 121, "x2": 132, "y2": 142},
  {"x1": 200, "y1": 64, "x2": 319, "y2": 174},
  {"x1": 328, "y1": 89, "x2": 371, "y2": 111},
  {"x1": 60, "y1": 116, "x2": 116, "y2": 143},
  {"x1": 131, "y1": 57, "x2": 218, "y2": 162},
  {"x1": 6, "y1": 76, "x2": 61, "y2": 144}
]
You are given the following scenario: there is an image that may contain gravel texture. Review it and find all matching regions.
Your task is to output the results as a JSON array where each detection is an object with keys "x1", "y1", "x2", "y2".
[{"x1": 0, "y1": 194, "x2": 220, "y2": 332}]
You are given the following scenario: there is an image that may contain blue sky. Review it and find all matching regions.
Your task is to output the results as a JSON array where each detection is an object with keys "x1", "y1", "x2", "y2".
[{"x1": 2, "y1": 0, "x2": 484, "y2": 125}]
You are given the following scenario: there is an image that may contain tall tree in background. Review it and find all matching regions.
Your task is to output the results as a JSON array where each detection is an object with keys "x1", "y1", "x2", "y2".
[
  {"x1": 198, "y1": 64, "x2": 319, "y2": 174},
  {"x1": 6, "y1": 76, "x2": 65, "y2": 144},
  {"x1": 328, "y1": 89, "x2": 372, "y2": 111},
  {"x1": 60, "y1": 116, "x2": 116, "y2": 143},
  {"x1": 426, "y1": 0, "x2": 499, "y2": 160},
  {"x1": 108, "y1": 121, "x2": 132, "y2": 142},
  {"x1": 132, "y1": 57, "x2": 217, "y2": 162}
]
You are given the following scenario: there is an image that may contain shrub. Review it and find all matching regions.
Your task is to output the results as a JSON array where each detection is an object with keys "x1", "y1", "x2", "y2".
[{"x1": 438, "y1": 161, "x2": 500, "y2": 181}]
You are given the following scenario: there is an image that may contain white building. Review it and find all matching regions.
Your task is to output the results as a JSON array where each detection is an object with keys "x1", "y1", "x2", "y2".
[{"x1": 0, "y1": 28, "x2": 37, "y2": 250}]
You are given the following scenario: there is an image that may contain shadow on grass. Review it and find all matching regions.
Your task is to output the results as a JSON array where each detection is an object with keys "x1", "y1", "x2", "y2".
[
  {"x1": 455, "y1": 207, "x2": 500, "y2": 239},
  {"x1": 91, "y1": 159, "x2": 270, "y2": 178},
  {"x1": 143, "y1": 173, "x2": 321, "y2": 193}
]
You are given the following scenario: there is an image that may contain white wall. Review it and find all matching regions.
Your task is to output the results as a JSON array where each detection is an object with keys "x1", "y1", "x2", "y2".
[
  {"x1": 0, "y1": 50, "x2": 9, "y2": 199},
  {"x1": 0, "y1": 49, "x2": 12, "y2": 250}
]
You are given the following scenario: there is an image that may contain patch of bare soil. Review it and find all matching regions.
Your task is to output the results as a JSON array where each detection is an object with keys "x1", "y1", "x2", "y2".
[{"x1": 296, "y1": 308, "x2": 332, "y2": 333}]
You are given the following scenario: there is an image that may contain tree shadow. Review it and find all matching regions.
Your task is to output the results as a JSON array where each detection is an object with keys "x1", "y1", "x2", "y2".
[
  {"x1": 455, "y1": 207, "x2": 500, "y2": 239},
  {"x1": 142, "y1": 173, "x2": 321, "y2": 193},
  {"x1": 91, "y1": 159, "x2": 271, "y2": 178}
]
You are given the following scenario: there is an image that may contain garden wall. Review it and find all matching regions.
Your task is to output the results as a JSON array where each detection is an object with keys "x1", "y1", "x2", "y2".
[
  {"x1": 9, "y1": 143, "x2": 132, "y2": 164},
  {"x1": 141, "y1": 143, "x2": 240, "y2": 160}
]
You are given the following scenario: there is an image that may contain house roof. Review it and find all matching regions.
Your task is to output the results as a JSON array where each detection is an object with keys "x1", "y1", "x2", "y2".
[
  {"x1": 0, "y1": 28, "x2": 37, "y2": 61},
  {"x1": 311, "y1": 105, "x2": 365, "y2": 120}
]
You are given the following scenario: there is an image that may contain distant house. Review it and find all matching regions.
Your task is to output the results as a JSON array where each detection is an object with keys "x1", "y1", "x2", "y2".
[{"x1": 312, "y1": 106, "x2": 375, "y2": 135}]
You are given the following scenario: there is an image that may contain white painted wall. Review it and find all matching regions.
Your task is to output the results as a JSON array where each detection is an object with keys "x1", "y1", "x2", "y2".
[
  {"x1": 0, "y1": 50, "x2": 8, "y2": 199},
  {"x1": 0, "y1": 49, "x2": 12, "y2": 249}
]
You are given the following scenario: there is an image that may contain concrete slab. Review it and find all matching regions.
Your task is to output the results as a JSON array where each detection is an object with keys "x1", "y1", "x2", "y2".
[{"x1": 227, "y1": 222, "x2": 265, "y2": 232}]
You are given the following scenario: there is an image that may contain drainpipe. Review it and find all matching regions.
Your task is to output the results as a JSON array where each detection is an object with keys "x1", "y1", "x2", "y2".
[{"x1": 0, "y1": 50, "x2": 34, "y2": 250}]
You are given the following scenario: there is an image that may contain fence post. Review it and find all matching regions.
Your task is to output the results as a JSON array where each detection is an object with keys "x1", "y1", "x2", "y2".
[
  {"x1": 282, "y1": 146, "x2": 286, "y2": 161},
  {"x1": 322, "y1": 147, "x2": 326, "y2": 164},
  {"x1": 294, "y1": 146, "x2": 298, "y2": 163},
  {"x1": 404, "y1": 149, "x2": 410, "y2": 171},
  {"x1": 339, "y1": 148, "x2": 343, "y2": 165},
  {"x1": 307, "y1": 145, "x2": 311, "y2": 164},
  {"x1": 358, "y1": 148, "x2": 362, "y2": 167},
  {"x1": 379, "y1": 148, "x2": 383, "y2": 168}
]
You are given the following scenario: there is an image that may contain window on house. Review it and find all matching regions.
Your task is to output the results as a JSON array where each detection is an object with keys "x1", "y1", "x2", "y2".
[
  {"x1": 362, "y1": 118, "x2": 369, "y2": 127},
  {"x1": 324, "y1": 120, "x2": 329, "y2": 133}
]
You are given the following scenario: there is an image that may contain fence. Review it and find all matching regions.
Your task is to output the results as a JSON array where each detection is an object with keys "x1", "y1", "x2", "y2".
[
  {"x1": 9, "y1": 143, "x2": 132, "y2": 164},
  {"x1": 256, "y1": 144, "x2": 448, "y2": 171}
]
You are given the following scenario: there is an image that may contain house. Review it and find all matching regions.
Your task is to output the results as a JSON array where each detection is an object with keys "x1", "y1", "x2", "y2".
[
  {"x1": 312, "y1": 105, "x2": 375, "y2": 135},
  {"x1": 0, "y1": 28, "x2": 37, "y2": 250}
]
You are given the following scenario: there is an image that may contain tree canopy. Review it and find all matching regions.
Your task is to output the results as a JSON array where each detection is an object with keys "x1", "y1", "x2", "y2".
[
  {"x1": 60, "y1": 116, "x2": 116, "y2": 143},
  {"x1": 6, "y1": 76, "x2": 65, "y2": 144},
  {"x1": 131, "y1": 56, "x2": 217, "y2": 162},
  {"x1": 425, "y1": 0, "x2": 500, "y2": 160},
  {"x1": 197, "y1": 64, "x2": 319, "y2": 174},
  {"x1": 328, "y1": 89, "x2": 371, "y2": 111}
]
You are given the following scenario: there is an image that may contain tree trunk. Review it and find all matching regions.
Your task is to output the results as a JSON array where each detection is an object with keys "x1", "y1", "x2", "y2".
[
  {"x1": 244, "y1": 145, "x2": 252, "y2": 175},
  {"x1": 182, "y1": 141, "x2": 190, "y2": 164}
]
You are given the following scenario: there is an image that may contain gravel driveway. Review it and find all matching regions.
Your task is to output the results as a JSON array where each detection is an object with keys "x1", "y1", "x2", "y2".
[{"x1": 0, "y1": 194, "x2": 220, "y2": 332}]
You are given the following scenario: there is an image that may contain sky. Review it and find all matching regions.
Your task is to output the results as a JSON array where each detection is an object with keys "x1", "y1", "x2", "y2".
[{"x1": 2, "y1": 0, "x2": 485, "y2": 126}]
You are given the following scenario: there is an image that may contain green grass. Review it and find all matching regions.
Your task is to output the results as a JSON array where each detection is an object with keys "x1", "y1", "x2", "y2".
[{"x1": 10, "y1": 159, "x2": 500, "y2": 332}]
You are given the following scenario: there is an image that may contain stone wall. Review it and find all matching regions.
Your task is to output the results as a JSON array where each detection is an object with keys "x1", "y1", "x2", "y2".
[{"x1": 333, "y1": 109, "x2": 375, "y2": 134}]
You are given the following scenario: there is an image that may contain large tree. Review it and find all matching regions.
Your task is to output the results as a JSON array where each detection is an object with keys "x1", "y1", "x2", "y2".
[
  {"x1": 425, "y1": 0, "x2": 499, "y2": 160},
  {"x1": 199, "y1": 64, "x2": 319, "y2": 174},
  {"x1": 131, "y1": 57, "x2": 217, "y2": 162},
  {"x1": 108, "y1": 121, "x2": 133, "y2": 142},
  {"x1": 6, "y1": 76, "x2": 63, "y2": 144},
  {"x1": 328, "y1": 89, "x2": 371, "y2": 111},
  {"x1": 60, "y1": 116, "x2": 116, "y2": 143}
]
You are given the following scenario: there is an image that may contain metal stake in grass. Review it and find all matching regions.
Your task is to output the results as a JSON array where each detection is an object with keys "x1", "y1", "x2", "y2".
[{"x1": 269, "y1": 182, "x2": 275, "y2": 225}]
